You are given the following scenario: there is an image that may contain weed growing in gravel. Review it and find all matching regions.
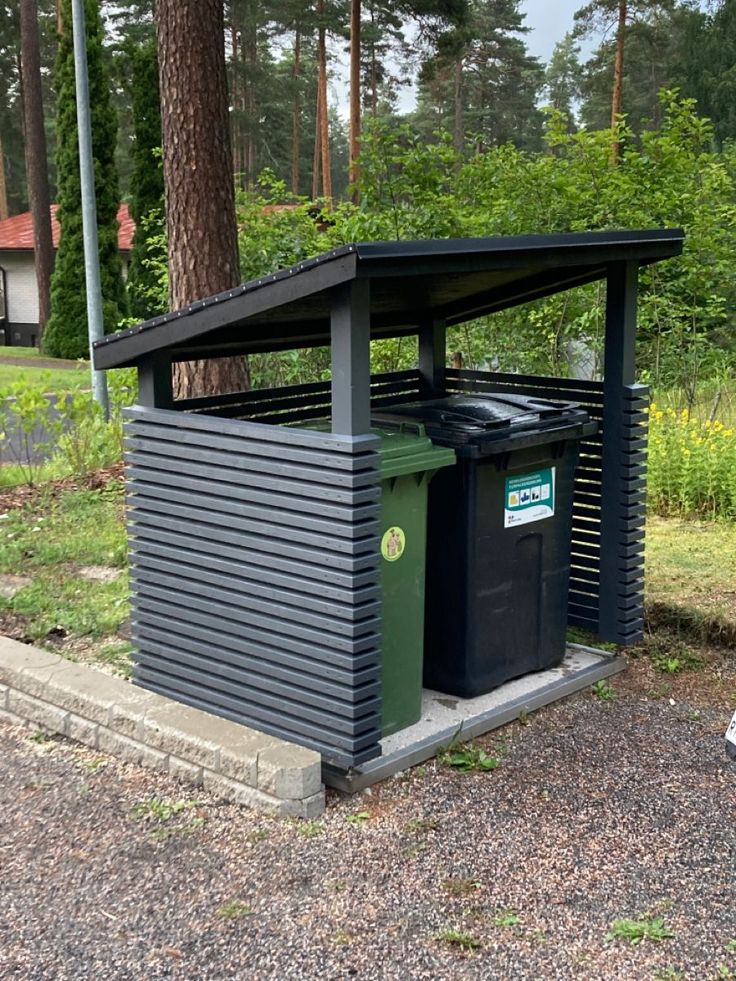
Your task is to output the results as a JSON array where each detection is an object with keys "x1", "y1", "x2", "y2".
[
  {"x1": 345, "y1": 811, "x2": 370, "y2": 826},
  {"x1": 652, "y1": 648, "x2": 704, "y2": 675},
  {"x1": 648, "y1": 683, "x2": 673, "y2": 699},
  {"x1": 404, "y1": 817, "x2": 439, "y2": 834},
  {"x1": 717, "y1": 967, "x2": 735, "y2": 980},
  {"x1": 591, "y1": 680, "x2": 617, "y2": 701},
  {"x1": 150, "y1": 817, "x2": 206, "y2": 842},
  {"x1": 331, "y1": 929, "x2": 354, "y2": 946},
  {"x1": 132, "y1": 797, "x2": 198, "y2": 823},
  {"x1": 442, "y1": 878, "x2": 482, "y2": 896},
  {"x1": 296, "y1": 820, "x2": 323, "y2": 838},
  {"x1": 216, "y1": 900, "x2": 254, "y2": 920},
  {"x1": 438, "y1": 742, "x2": 499, "y2": 773},
  {"x1": 30, "y1": 730, "x2": 50, "y2": 743},
  {"x1": 492, "y1": 910, "x2": 521, "y2": 928},
  {"x1": 247, "y1": 829, "x2": 270, "y2": 843},
  {"x1": 607, "y1": 914, "x2": 674, "y2": 945},
  {"x1": 434, "y1": 927, "x2": 482, "y2": 952},
  {"x1": 653, "y1": 969, "x2": 683, "y2": 980},
  {"x1": 78, "y1": 758, "x2": 107, "y2": 774}
]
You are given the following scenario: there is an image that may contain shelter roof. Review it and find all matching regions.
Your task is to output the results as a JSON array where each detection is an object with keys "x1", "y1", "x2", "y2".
[{"x1": 93, "y1": 229, "x2": 685, "y2": 370}]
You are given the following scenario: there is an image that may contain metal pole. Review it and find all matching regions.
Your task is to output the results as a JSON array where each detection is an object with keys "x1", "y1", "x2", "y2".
[{"x1": 71, "y1": 0, "x2": 109, "y2": 417}]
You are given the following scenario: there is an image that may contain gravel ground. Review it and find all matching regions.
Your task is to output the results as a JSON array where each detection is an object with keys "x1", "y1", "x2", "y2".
[{"x1": 1, "y1": 662, "x2": 735, "y2": 981}]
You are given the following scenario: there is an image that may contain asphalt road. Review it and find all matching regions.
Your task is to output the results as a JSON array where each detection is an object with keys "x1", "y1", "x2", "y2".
[{"x1": 1, "y1": 393, "x2": 64, "y2": 466}]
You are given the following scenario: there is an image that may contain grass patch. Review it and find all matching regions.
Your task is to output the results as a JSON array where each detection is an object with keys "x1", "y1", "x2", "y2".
[
  {"x1": 492, "y1": 910, "x2": 521, "y2": 928},
  {"x1": 295, "y1": 820, "x2": 323, "y2": 838},
  {"x1": 96, "y1": 640, "x2": 133, "y2": 678},
  {"x1": 0, "y1": 361, "x2": 88, "y2": 395},
  {"x1": 216, "y1": 900, "x2": 254, "y2": 920},
  {"x1": 0, "y1": 347, "x2": 45, "y2": 361},
  {"x1": 132, "y1": 797, "x2": 199, "y2": 823},
  {"x1": 345, "y1": 811, "x2": 370, "y2": 826},
  {"x1": 646, "y1": 517, "x2": 736, "y2": 614},
  {"x1": 607, "y1": 914, "x2": 674, "y2": 945},
  {"x1": 434, "y1": 927, "x2": 482, "y2": 952},
  {"x1": 0, "y1": 482, "x2": 128, "y2": 647}
]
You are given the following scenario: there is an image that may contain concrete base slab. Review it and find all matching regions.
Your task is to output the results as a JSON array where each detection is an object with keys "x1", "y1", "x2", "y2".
[{"x1": 323, "y1": 643, "x2": 625, "y2": 792}]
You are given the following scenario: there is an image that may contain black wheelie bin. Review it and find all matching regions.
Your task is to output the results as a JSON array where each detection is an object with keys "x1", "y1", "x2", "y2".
[{"x1": 374, "y1": 394, "x2": 596, "y2": 698}]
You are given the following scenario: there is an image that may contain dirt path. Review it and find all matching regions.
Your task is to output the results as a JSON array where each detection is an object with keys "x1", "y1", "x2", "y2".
[{"x1": 1, "y1": 658, "x2": 734, "y2": 981}]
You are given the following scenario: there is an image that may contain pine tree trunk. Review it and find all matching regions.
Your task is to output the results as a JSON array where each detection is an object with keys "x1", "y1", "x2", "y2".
[
  {"x1": 19, "y1": 0, "x2": 54, "y2": 336},
  {"x1": 348, "y1": 0, "x2": 361, "y2": 203},
  {"x1": 610, "y1": 0, "x2": 626, "y2": 163},
  {"x1": 245, "y1": 19, "x2": 257, "y2": 189},
  {"x1": 291, "y1": 29, "x2": 300, "y2": 196},
  {"x1": 0, "y1": 133, "x2": 8, "y2": 221},
  {"x1": 312, "y1": 82, "x2": 321, "y2": 200},
  {"x1": 453, "y1": 57, "x2": 464, "y2": 157},
  {"x1": 230, "y1": 16, "x2": 241, "y2": 186},
  {"x1": 317, "y1": 2, "x2": 331, "y2": 203},
  {"x1": 155, "y1": 0, "x2": 249, "y2": 399},
  {"x1": 370, "y1": 6, "x2": 378, "y2": 116}
]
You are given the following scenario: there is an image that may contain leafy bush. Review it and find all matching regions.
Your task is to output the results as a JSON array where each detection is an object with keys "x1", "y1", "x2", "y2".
[
  {"x1": 647, "y1": 403, "x2": 736, "y2": 518},
  {"x1": 123, "y1": 92, "x2": 736, "y2": 401},
  {"x1": 0, "y1": 369, "x2": 137, "y2": 488}
]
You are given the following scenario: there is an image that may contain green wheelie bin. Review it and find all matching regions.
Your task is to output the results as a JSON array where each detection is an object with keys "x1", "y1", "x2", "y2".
[{"x1": 373, "y1": 423, "x2": 455, "y2": 735}]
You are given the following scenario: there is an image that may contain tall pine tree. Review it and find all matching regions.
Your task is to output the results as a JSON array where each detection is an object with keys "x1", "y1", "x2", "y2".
[{"x1": 44, "y1": 0, "x2": 127, "y2": 358}]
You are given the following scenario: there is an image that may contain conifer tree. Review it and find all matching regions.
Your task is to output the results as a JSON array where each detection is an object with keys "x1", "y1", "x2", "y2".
[{"x1": 44, "y1": 0, "x2": 127, "y2": 359}]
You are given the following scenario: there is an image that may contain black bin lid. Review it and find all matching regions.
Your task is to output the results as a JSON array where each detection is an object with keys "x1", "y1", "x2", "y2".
[{"x1": 373, "y1": 394, "x2": 595, "y2": 455}]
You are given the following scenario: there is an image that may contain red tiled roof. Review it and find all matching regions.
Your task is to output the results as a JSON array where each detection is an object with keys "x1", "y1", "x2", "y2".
[{"x1": 0, "y1": 203, "x2": 134, "y2": 252}]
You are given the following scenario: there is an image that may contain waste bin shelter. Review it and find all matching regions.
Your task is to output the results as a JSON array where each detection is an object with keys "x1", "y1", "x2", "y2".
[{"x1": 93, "y1": 229, "x2": 684, "y2": 771}]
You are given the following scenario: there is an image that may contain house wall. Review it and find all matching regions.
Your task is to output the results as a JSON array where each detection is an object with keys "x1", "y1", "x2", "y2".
[
  {"x1": 0, "y1": 250, "x2": 130, "y2": 345},
  {"x1": 0, "y1": 251, "x2": 39, "y2": 325}
]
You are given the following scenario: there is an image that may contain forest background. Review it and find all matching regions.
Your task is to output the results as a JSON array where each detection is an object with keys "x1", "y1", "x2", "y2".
[{"x1": 1, "y1": 0, "x2": 736, "y2": 401}]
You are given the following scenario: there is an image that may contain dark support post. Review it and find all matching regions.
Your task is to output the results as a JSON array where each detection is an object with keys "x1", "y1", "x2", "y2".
[
  {"x1": 137, "y1": 352, "x2": 173, "y2": 409},
  {"x1": 331, "y1": 279, "x2": 371, "y2": 435},
  {"x1": 598, "y1": 260, "x2": 645, "y2": 642},
  {"x1": 418, "y1": 317, "x2": 446, "y2": 398}
]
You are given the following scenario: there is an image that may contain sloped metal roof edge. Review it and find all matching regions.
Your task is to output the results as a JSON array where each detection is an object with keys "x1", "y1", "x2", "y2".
[
  {"x1": 351, "y1": 228, "x2": 684, "y2": 261},
  {"x1": 93, "y1": 229, "x2": 684, "y2": 370},
  {"x1": 95, "y1": 244, "x2": 357, "y2": 350},
  {"x1": 93, "y1": 245, "x2": 359, "y2": 369}
]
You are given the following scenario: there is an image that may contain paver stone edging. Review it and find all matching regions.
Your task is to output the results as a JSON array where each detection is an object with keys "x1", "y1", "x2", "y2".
[{"x1": 0, "y1": 635, "x2": 325, "y2": 818}]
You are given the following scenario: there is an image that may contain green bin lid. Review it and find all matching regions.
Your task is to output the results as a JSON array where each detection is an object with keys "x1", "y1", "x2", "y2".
[
  {"x1": 371, "y1": 422, "x2": 456, "y2": 480},
  {"x1": 290, "y1": 418, "x2": 455, "y2": 479}
]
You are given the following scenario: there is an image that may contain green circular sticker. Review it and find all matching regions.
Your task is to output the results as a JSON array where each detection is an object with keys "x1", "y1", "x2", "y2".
[{"x1": 381, "y1": 526, "x2": 406, "y2": 562}]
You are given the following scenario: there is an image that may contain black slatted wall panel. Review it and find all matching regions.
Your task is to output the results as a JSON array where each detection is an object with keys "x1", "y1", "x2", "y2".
[
  {"x1": 178, "y1": 369, "x2": 424, "y2": 425},
  {"x1": 124, "y1": 406, "x2": 382, "y2": 767}
]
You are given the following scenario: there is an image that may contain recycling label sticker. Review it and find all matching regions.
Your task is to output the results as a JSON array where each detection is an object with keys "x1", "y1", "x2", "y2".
[
  {"x1": 381, "y1": 526, "x2": 406, "y2": 562},
  {"x1": 504, "y1": 468, "x2": 555, "y2": 528}
]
